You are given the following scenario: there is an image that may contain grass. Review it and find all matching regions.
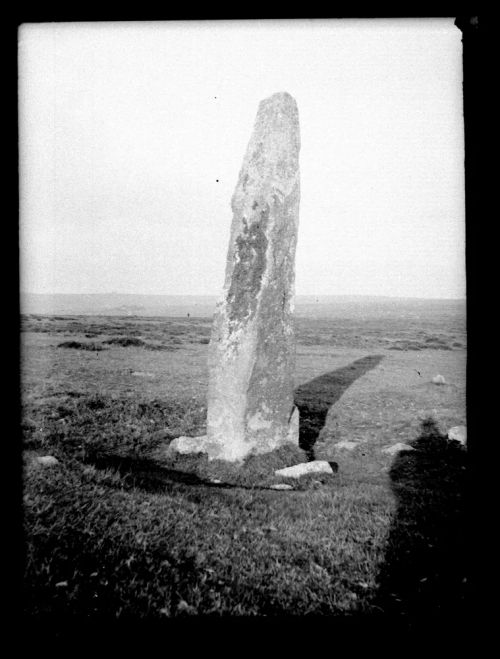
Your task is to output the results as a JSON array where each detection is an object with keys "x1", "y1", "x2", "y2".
[
  {"x1": 57, "y1": 341, "x2": 106, "y2": 351},
  {"x1": 22, "y1": 392, "x2": 382, "y2": 617},
  {"x1": 22, "y1": 394, "x2": 206, "y2": 462},
  {"x1": 56, "y1": 336, "x2": 181, "y2": 353},
  {"x1": 22, "y1": 313, "x2": 465, "y2": 352},
  {"x1": 23, "y1": 436, "x2": 389, "y2": 617},
  {"x1": 21, "y1": 311, "x2": 467, "y2": 622},
  {"x1": 103, "y1": 337, "x2": 147, "y2": 347},
  {"x1": 22, "y1": 392, "x2": 466, "y2": 620}
]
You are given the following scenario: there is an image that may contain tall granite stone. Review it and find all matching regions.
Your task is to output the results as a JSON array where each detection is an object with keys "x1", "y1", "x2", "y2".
[{"x1": 206, "y1": 91, "x2": 301, "y2": 462}]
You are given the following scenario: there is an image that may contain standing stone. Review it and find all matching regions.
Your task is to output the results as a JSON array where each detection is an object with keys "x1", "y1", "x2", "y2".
[{"x1": 205, "y1": 92, "x2": 301, "y2": 462}]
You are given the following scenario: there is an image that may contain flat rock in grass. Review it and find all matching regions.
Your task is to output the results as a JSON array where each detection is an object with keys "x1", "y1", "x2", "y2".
[
  {"x1": 269, "y1": 483, "x2": 294, "y2": 490},
  {"x1": 131, "y1": 371, "x2": 155, "y2": 378},
  {"x1": 168, "y1": 435, "x2": 213, "y2": 456},
  {"x1": 335, "y1": 440, "x2": 359, "y2": 451},
  {"x1": 274, "y1": 460, "x2": 333, "y2": 479},
  {"x1": 34, "y1": 455, "x2": 59, "y2": 467},
  {"x1": 381, "y1": 443, "x2": 415, "y2": 455},
  {"x1": 448, "y1": 425, "x2": 467, "y2": 446},
  {"x1": 432, "y1": 374, "x2": 446, "y2": 385}
]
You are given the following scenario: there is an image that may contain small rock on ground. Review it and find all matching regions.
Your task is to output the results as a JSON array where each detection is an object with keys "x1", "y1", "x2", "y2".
[
  {"x1": 275, "y1": 460, "x2": 334, "y2": 479},
  {"x1": 269, "y1": 483, "x2": 294, "y2": 490},
  {"x1": 448, "y1": 425, "x2": 467, "y2": 446},
  {"x1": 432, "y1": 374, "x2": 446, "y2": 385},
  {"x1": 168, "y1": 435, "x2": 211, "y2": 455},
  {"x1": 381, "y1": 443, "x2": 415, "y2": 455},
  {"x1": 335, "y1": 440, "x2": 359, "y2": 451},
  {"x1": 34, "y1": 455, "x2": 59, "y2": 467}
]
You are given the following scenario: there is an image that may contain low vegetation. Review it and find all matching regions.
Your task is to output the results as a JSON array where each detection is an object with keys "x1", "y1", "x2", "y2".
[
  {"x1": 21, "y1": 311, "x2": 467, "y2": 622},
  {"x1": 22, "y1": 392, "x2": 466, "y2": 620},
  {"x1": 57, "y1": 341, "x2": 106, "y2": 351},
  {"x1": 103, "y1": 337, "x2": 147, "y2": 347},
  {"x1": 22, "y1": 313, "x2": 465, "y2": 352}
]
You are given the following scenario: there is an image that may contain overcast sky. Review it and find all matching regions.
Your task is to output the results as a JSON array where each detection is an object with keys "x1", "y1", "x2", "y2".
[{"x1": 19, "y1": 19, "x2": 465, "y2": 299}]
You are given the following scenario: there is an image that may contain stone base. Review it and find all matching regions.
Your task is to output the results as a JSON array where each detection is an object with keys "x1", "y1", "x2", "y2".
[
  {"x1": 168, "y1": 405, "x2": 300, "y2": 463},
  {"x1": 168, "y1": 412, "x2": 300, "y2": 463}
]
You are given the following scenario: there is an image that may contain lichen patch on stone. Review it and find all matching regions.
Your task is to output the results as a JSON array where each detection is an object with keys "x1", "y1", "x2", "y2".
[{"x1": 226, "y1": 209, "x2": 269, "y2": 327}]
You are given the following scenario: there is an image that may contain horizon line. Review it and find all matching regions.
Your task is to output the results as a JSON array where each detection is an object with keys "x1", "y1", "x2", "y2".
[{"x1": 21, "y1": 291, "x2": 467, "y2": 301}]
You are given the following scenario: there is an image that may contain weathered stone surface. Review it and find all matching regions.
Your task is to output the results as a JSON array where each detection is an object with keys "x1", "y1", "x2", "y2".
[
  {"x1": 448, "y1": 425, "x2": 467, "y2": 446},
  {"x1": 275, "y1": 460, "x2": 333, "y2": 479},
  {"x1": 381, "y1": 442, "x2": 415, "y2": 455},
  {"x1": 206, "y1": 92, "x2": 301, "y2": 462},
  {"x1": 34, "y1": 455, "x2": 59, "y2": 467},
  {"x1": 168, "y1": 435, "x2": 212, "y2": 456}
]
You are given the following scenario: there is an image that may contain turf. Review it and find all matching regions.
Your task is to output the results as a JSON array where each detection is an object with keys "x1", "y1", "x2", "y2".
[{"x1": 21, "y1": 310, "x2": 467, "y2": 621}]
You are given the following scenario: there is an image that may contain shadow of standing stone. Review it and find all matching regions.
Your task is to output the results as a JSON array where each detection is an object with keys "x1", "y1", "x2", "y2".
[{"x1": 294, "y1": 355, "x2": 384, "y2": 460}]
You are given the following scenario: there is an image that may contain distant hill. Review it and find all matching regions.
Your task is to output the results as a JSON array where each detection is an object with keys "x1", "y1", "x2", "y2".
[
  {"x1": 20, "y1": 293, "x2": 218, "y2": 317},
  {"x1": 20, "y1": 292, "x2": 466, "y2": 319}
]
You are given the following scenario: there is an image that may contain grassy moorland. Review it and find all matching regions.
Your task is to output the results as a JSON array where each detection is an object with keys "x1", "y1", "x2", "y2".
[{"x1": 21, "y1": 306, "x2": 467, "y2": 621}]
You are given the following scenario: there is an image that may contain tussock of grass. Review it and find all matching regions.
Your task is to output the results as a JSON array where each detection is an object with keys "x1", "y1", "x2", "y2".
[
  {"x1": 57, "y1": 341, "x2": 105, "y2": 351},
  {"x1": 103, "y1": 337, "x2": 146, "y2": 347},
  {"x1": 100, "y1": 336, "x2": 180, "y2": 351},
  {"x1": 144, "y1": 343, "x2": 178, "y2": 351},
  {"x1": 388, "y1": 336, "x2": 456, "y2": 351},
  {"x1": 387, "y1": 343, "x2": 421, "y2": 351}
]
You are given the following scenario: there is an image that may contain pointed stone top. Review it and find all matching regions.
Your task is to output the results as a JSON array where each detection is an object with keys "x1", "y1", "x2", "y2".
[
  {"x1": 230, "y1": 91, "x2": 300, "y2": 215},
  {"x1": 243, "y1": 91, "x2": 300, "y2": 169},
  {"x1": 260, "y1": 91, "x2": 297, "y2": 106},
  {"x1": 258, "y1": 92, "x2": 298, "y2": 120}
]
